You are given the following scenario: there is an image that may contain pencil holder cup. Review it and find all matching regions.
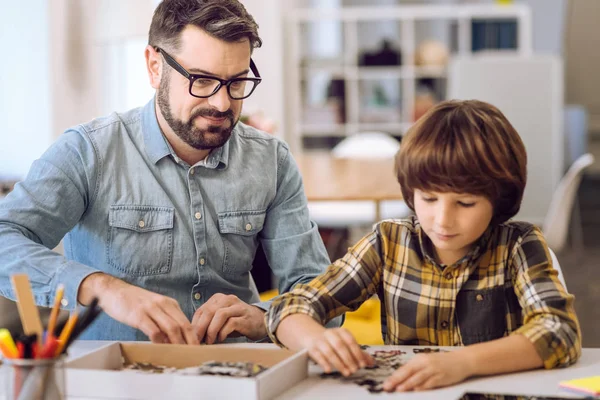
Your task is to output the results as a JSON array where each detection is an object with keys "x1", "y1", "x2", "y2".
[{"x1": 3, "y1": 357, "x2": 65, "y2": 400}]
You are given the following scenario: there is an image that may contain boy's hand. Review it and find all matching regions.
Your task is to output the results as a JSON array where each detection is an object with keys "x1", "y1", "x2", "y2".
[
  {"x1": 303, "y1": 328, "x2": 375, "y2": 376},
  {"x1": 383, "y1": 351, "x2": 471, "y2": 392}
]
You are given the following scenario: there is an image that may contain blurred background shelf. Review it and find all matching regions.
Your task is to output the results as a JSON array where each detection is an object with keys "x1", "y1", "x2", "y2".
[{"x1": 286, "y1": 2, "x2": 532, "y2": 152}]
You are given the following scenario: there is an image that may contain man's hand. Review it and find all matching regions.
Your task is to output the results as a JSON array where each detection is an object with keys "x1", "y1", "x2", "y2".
[
  {"x1": 383, "y1": 351, "x2": 471, "y2": 392},
  {"x1": 78, "y1": 273, "x2": 198, "y2": 345},
  {"x1": 302, "y1": 327, "x2": 375, "y2": 376},
  {"x1": 191, "y1": 294, "x2": 267, "y2": 344}
]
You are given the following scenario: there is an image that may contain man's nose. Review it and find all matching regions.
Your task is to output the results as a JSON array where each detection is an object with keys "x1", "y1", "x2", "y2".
[{"x1": 207, "y1": 85, "x2": 231, "y2": 112}]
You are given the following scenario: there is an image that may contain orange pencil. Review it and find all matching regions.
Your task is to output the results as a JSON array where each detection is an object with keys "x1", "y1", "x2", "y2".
[
  {"x1": 0, "y1": 329, "x2": 18, "y2": 358},
  {"x1": 46, "y1": 284, "x2": 64, "y2": 338},
  {"x1": 54, "y1": 308, "x2": 79, "y2": 357},
  {"x1": 0, "y1": 341, "x2": 17, "y2": 359}
]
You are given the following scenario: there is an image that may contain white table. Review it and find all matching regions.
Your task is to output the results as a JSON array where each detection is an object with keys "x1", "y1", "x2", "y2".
[
  {"x1": 2, "y1": 342, "x2": 598, "y2": 399},
  {"x1": 279, "y1": 346, "x2": 600, "y2": 400}
]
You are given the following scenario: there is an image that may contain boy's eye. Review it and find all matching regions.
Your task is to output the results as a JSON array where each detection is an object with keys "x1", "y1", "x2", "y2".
[
  {"x1": 458, "y1": 201, "x2": 475, "y2": 207},
  {"x1": 422, "y1": 197, "x2": 436, "y2": 203}
]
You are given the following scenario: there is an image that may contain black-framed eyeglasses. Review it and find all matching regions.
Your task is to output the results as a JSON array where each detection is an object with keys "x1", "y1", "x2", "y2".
[{"x1": 155, "y1": 47, "x2": 262, "y2": 100}]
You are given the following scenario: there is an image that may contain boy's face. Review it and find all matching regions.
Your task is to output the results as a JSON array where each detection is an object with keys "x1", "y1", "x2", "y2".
[{"x1": 414, "y1": 189, "x2": 494, "y2": 265}]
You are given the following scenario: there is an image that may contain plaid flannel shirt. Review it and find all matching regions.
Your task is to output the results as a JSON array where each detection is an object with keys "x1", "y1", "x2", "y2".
[{"x1": 266, "y1": 217, "x2": 581, "y2": 369}]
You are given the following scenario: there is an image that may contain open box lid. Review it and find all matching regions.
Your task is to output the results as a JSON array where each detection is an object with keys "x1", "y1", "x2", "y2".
[{"x1": 65, "y1": 342, "x2": 309, "y2": 400}]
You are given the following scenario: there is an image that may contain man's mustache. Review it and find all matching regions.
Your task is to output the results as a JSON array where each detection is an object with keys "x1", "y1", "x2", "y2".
[{"x1": 190, "y1": 108, "x2": 234, "y2": 121}]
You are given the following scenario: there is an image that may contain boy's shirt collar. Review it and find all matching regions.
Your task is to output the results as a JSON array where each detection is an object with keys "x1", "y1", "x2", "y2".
[{"x1": 415, "y1": 219, "x2": 494, "y2": 268}]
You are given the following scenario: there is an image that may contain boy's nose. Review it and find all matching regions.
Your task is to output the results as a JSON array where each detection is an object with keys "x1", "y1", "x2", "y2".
[{"x1": 434, "y1": 204, "x2": 454, "y2": 229}]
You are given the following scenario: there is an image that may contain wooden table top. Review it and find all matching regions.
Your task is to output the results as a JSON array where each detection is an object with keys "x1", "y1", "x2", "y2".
[{"x1": 295, "y1": 152, "x2": 403, "y2": 202}]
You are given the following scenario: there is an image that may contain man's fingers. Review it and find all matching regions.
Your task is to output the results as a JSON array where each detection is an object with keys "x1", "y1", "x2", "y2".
[
  {"x1": 216, "y1": 317, "x2": 243, "y2": 343},
  {"x1": 150, "y1": 308, "x2": 186, "y2": 344},
  {"x1": 191, "y1": 309, "x2": 202, "y2": 326},
  {"x1": 194, "y1": 308, "x2": 216, "y2": 343},
  {"x1": 205, "y1": 307, "x2": 240, "y2": 344},
  {"x1": 163, "y1": 299, "x2": 198, "y2": 345},
  {"x1": 168, "y1": 308, "x2": 199, "y2": 345},
  {"x1": 137, "y1": 316, "x2": 165, "y2": 343}
]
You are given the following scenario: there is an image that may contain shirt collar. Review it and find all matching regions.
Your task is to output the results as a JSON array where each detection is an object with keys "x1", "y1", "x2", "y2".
[
  {"x1": 416, "y1": 219, "x2": 493, "y2": 267},
  {"x1": 141, "y1": 97, "x2": 231, "y2": 168},
  {"x1": 142, "y1": 98, "x2": 171, "y2": 165}
]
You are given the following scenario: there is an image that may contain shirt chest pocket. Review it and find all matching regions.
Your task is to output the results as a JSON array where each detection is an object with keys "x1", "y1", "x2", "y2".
[
  {"x1": 455, "y1": 286, "x2": 508, "y2": 345},
  {"x1": 107, "y1": 206, "x2": 174, "y2": 276},
  {"x1": 218, "y1": 211, "x2": 265, "y2": 278}
]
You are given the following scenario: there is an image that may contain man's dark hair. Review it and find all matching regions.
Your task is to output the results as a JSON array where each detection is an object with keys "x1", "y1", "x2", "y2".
[{"x1": 149, "y1": 0, "x2": 262, "y2": 52}]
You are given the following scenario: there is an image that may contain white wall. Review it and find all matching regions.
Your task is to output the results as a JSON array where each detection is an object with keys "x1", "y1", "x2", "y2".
[
  {"x1": 0, "y1": 1, "x2": 52, "y2": 179},
  {"x1": 448, "y1": 55, "x2": 564, "y2": 225},
  {"x1": 525, "y1": 0, "x2": 566, "y2": 55},
  {"x1": 239, "y1": 0, "x2": 287, "y2": 139}
]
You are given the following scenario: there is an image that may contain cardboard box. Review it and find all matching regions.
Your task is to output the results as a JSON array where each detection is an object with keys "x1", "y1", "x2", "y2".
[{"x1": 65, "y1": 342, "x2": 308, "y2": 400}]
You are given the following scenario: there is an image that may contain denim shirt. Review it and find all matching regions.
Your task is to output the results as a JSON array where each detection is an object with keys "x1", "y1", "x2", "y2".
[{"x1": 0, "y1": 98, "x2": 336, "y2": 340}]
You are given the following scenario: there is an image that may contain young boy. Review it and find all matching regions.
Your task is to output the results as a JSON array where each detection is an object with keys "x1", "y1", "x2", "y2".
[{"x1": 265, "y1": 100, "x2": 581, "y2": 392}]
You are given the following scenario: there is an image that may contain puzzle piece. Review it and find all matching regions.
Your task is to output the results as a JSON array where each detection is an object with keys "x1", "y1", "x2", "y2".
[
  {"x1": 413, "y1": 347, "x2": 447, "y2": 354},
  {"x1": 319, "y1": 349, "x2": 408, "y2": 393},
  {"x1": 123, "y1": 361, "x2": 268, "y2": 378}
]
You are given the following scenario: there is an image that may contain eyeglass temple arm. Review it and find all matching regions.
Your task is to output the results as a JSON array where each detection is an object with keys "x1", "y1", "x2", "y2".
[
  {"x1": 154, "y1": 47, "x2": 191, "y2": 79},
  {"x1": 250, "y1": 59, "x2": 260, "y2": 79}
]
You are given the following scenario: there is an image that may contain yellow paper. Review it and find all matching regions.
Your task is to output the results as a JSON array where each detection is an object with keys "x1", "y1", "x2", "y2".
[{"x1": 560, "y1": 376, "x2": 600, "y2": 395}]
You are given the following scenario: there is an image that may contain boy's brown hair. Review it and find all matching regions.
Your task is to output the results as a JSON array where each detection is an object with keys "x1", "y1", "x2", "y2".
[{"x1": 395, "y1": 99, "x2": 527, "y2": 224}]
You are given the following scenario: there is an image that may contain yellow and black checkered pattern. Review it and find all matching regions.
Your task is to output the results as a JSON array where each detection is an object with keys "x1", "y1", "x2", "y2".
[{"x1": 266, "y1": 217, "x2": 581, "y2": 369}]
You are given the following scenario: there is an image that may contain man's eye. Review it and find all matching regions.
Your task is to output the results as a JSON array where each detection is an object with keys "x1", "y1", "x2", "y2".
[{"x1": 194, "y1": 79, "x2": 214, "y2": 86}]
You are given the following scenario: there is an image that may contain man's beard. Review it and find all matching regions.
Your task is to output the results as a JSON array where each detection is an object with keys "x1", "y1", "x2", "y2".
[{"x1": 157, "y1": 73, "x2": 237, "y2": 150}]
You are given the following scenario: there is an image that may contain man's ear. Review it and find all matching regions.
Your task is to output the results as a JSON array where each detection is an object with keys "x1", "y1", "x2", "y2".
[{"x1": 145, "y1": 45, "x2": 162, "y2": 90}]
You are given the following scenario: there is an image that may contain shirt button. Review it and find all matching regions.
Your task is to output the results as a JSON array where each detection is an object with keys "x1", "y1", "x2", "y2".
[
  {"x1": 194, "y1": 293, "x2": 201, "y2": 300},
  {"x1": 138, "y1": 220, "x2": 145, "y2": 228},
  {"x1": 441, "y1": 321, "x2": 449, "y2": 329},
  {"x1": 476, "y1": 294, "x2": 484, "y2": 302},
  {"x1": 199, "y1": 258, "x2": 205, "y2": 266},
  {"x1": 195, "y1": 212, "x2": 202, "y2": 220},
  {"x1": 190, "y1": 168, "x2": 195, "y2": 175},
  {"x1": 61, "y1": 298, "x2": 69, "y2": 307},
  {"x1": 245, "y1": 223, "x2": 252, "y2": 231},
  {"x1": 444, "y1": 273, "x2": 452, "y2": 280}
]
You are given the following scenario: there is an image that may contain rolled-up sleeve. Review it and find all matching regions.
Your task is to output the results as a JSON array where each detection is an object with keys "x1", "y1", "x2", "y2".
[
  {"x1": 510, "y1": 227, "x2": 582, "y2": 368},
  {"x1": 266, "y1": 229, "x2": 384, "y2": 346}
]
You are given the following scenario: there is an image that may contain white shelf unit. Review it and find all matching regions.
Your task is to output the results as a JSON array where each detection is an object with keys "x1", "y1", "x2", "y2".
[{"x1": 286, "y1": 4, "x2": 532, "y2": 152}]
